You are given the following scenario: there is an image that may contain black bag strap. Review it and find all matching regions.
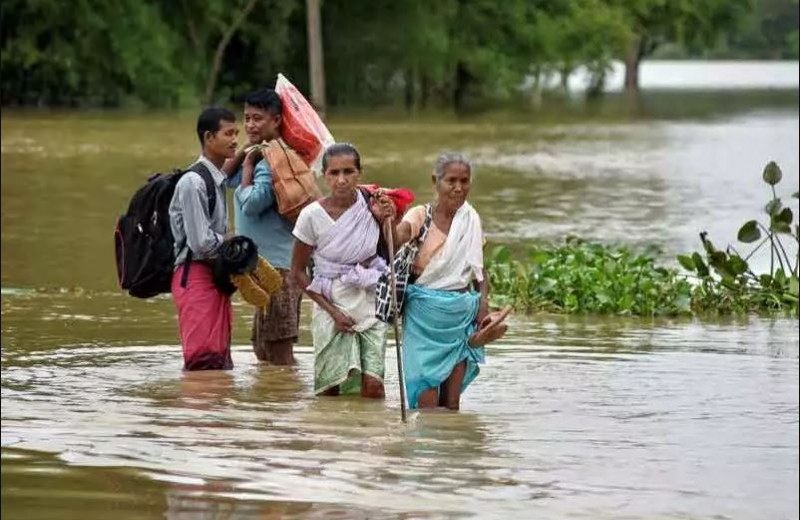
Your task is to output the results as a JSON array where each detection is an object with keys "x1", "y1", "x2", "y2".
[
  {"x1": 392, "y1": 203, "x2": 433, "y2": 259},
  {"x1": 417, "y1": 204, "x2": 433, "y2": 244},
  {"x1": 187, "y1": 162, "x2": 217, "y2": 215},
  {"x1": 180, "y1": 162, "x2": 218, "y2": 288},
  {"x1": 180, "y1": 250, "x2": 193, "y2": 288}
]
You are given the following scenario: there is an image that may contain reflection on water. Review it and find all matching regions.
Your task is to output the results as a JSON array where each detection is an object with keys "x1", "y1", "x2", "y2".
[
  {"x1": 2, "y1": 311, "x2": 798, "y2": 519},
  {"x1": 2, "y1": 74, "x2": 799, "y2": 518}
]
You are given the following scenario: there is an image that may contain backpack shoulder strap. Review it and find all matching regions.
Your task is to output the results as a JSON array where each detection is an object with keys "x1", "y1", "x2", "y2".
[
  {"x1": 178, "y1": 162, "x2": 218, "y2": 289},
  {"x1": 187, "y1": 162, "x2": 217, "y2": 215}
]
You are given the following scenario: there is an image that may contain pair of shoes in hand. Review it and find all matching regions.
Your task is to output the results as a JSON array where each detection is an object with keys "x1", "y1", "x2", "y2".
[
  {"x1": 469, "y1": 306, "x2": 512, "y2": 347},
  {"x1": 231, "y1": 256, "x2": 282, "y2": 310}
]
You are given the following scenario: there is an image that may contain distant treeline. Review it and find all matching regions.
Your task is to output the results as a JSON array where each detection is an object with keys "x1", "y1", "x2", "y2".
[{"x1": 1, "y1": 0, "x2": 797, "y2": 110}]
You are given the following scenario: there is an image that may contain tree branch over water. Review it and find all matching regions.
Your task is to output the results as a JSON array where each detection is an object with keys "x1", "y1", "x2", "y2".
[{"x1": 204, "y1": 0, "x2": 259, "y2": 105}]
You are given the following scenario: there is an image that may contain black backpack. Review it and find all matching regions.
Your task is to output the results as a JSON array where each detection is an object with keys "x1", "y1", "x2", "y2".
[{"x1": 114, "y1": 163, "x2": 216, "y2": 298}]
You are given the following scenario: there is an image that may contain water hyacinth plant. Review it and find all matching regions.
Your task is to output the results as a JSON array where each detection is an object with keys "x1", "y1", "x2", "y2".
[
  {"x1": 677, "y1": 161, "x2": 799, "y2": 315},
  {"x1": 486, "y1": 161, "x2": 798, "y2": 317},
  {"x1": 486, "y1": 238, "x2": 693, "y2": 317}
]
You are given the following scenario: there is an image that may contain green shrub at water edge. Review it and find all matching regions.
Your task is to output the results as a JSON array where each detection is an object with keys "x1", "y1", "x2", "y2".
[
  {"x1": 487, "y1": 161, "x2": 798, "y2": 317},
  {"x1": 486, "y1": 238, "x2": 693, "y2": 317}
]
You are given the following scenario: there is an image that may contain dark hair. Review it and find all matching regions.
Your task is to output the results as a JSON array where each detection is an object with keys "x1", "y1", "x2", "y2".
[
  {"x1": 244, "y1": 88, "x2": 282, "y2": 116},
  {"x1": 196, "y1": 107, "x2": 236, "y2": 146},
  {"x1": 322, "y1": 142, "x2": 361, "y2": 171}
]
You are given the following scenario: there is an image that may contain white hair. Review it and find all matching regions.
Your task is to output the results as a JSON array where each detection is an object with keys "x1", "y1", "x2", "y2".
[{"x1": 434, "y1": 151, "x2": 472, "y2": 181}]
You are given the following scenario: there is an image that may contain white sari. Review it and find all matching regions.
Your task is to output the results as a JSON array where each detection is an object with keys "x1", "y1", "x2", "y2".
[{"x1": 416, "y1": 201, "x2": 484, "y2": 290}]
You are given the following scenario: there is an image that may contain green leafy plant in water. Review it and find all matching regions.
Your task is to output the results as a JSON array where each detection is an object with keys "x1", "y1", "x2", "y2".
[
  {"x1": 485, "y1": 161, "x2": 797, "y2": 318},
  {"x1": 676, "y1": 161, "x2": 799, "y2": 315},
  {"x1": 486, "y1": 237, "x2": 693, "y2": 317}
]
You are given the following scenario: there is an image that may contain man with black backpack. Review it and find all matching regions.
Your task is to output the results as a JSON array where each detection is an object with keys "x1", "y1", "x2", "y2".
[{"x1": 169, "y1": 107, "x2": 239, "y2": 370}]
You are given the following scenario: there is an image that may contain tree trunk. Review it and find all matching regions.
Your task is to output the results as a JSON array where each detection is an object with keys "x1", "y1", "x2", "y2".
[
  {"x1": 453, "y1": 61, "x2": 469, "y2": 112},
  {"x1": 404, "y1": 67, "x2": 416, "y2": 112},
  {"x1": 180, "y1": 0, "x2": 203, "y2": 54},
  {"x1": 204, "y1": 0, "x2": 258, "y2": 106},
  {"x1": 306, "y1": 0, "x2": 327, "y2": 119},
  {"x1": 587, "y1": 67, "x2": 606, "y2": 99},
  {"x1": 420, "y1": 74, "x2": 430, "y2": 108},
  {"x1": 624, "y1": 35, "x2": 643, "y2": 94},
  {"x1": 560, "y1": 64, "x2": 571, "y2": 93},
  {"x1": 529, "y1": 66, "x2": 542, "y2": 109}
]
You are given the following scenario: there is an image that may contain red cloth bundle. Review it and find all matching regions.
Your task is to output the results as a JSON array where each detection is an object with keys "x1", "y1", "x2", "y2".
[
  {"x1": 359, "y1": 184, "x2": 415, "y2": 217},
  {"x1": 275, "y1": 73, "x2": 334, "y2": 172}
]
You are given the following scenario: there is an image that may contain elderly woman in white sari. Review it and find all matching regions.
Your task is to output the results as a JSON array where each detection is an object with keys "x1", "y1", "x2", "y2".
[
  {"x1": 291, "y1": 143, "x2": 394, "y2": 398},
  {"x1": 391, "y1": 152, "x2": 507, "y2": 410}
]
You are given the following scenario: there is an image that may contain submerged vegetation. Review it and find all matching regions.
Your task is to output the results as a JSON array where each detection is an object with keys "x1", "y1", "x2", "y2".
[
  {"x1": 487, "y1": 239, "x2": 693, "y2": 317},
  {"x1": 487, "y1": 161, "x2": 799, "y2": 317}
]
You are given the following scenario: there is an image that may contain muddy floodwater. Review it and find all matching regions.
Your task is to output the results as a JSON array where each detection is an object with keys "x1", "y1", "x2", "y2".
[{"x1": 2, "y1": 64, "x2": 799, "y2": 519}]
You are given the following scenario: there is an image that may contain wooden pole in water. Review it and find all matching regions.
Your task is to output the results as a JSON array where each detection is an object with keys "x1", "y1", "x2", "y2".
[{"x1": 384, "y1": 218, "x2": 407, "y2": 422}]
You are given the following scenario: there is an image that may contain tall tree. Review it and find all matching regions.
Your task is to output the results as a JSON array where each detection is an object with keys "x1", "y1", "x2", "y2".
[
  {"x1": 724, "y1": 0, "x2": 800, "y2": 59},
  {"x1": 3, "y1": 0, "x2": 792, "y2": 108},
  {"x1": 204, "y1": 0, "x2": 259, "y2": 105},
  {"x1": 1, "y1": 0, "x2": 186, "y2": 107},
  {"x1": 171, "y1": 0, "x2": 260, "y2": 105},
  {"x1": 616, "y1": 0, "x2": 751, "y2": 93}
]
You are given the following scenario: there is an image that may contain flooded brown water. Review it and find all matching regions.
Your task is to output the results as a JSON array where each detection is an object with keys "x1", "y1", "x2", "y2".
[{"x1": 2, "y1": 78, "x2": 799, "y2": 518}]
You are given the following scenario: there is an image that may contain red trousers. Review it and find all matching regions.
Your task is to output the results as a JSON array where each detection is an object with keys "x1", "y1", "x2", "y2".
[{"x1": 172, "y1": 262, "x2": 233, "y2": 370}]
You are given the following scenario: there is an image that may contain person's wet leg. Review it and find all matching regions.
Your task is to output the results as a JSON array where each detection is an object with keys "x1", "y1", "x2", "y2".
[
  {"x1": 264, "y1": 339, "x2": 295, "y2": 365},
  {"x1": 361, "y1": 374, "x2": 385, "y2": 399},
  {"x1": 441, "y1": 360, "x2": 466, "y2": 410},
  {"x1": 320, "y1": 385, "x2": 340, "y2": 396},
  {"x1": 417, "y1": 387, "x2": 439, "y2": 408}
]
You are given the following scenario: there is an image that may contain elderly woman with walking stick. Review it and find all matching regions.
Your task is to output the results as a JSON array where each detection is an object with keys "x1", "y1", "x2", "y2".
[{"x1": 388, "y1": 152, "x2": 509, "y2": 411}]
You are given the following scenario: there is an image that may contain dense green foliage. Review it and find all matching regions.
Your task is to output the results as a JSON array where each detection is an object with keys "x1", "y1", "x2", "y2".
[
  {"x1": 0, "y1": 0, "x2": 296, "y2": 107},
  {"x1": 486, "y1": 239, "x2": 694, "y2": 316},
  {"x1": 1, "y1": 0, "x2": 796, "y2": 109},
  {"x1": 676, "y1": 0, "x2": 800, "y2": 59}
]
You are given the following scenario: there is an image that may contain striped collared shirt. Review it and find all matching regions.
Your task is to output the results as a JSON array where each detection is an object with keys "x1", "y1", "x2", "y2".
[{"x1": 168, "y1": 155, "x2": 229, "y2": 266}]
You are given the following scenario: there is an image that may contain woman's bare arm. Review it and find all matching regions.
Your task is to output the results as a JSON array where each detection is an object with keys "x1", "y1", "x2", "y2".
[{"x1": 291, "y1": 240, "x2": 355, "y2": 331}]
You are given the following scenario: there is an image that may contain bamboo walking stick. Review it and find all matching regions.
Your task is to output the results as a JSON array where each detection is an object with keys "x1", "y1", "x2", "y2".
[{"x1": 384, "y1": 218, "x2": 407, "y2": 422}]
